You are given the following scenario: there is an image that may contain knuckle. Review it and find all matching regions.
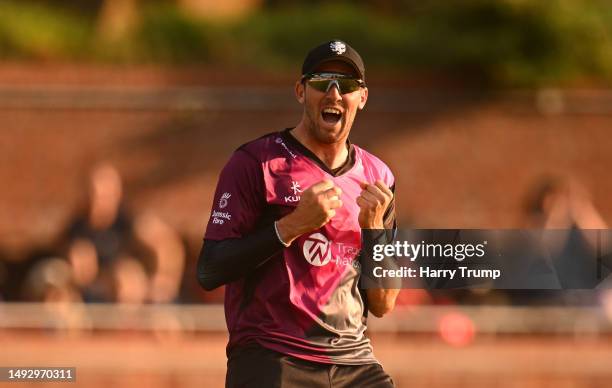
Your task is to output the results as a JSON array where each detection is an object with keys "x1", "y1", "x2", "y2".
[{"x1": 316, "y1": 195, "x2": 326, "y2": 206}]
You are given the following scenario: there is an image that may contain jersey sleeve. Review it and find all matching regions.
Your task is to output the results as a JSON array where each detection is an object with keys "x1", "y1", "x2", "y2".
[
  {"x1": 204, "y1": 148, "x2": 265, "y2": 240},
  {"x1": 383, "y1": 183, "x2": 397, "y2": 230}
]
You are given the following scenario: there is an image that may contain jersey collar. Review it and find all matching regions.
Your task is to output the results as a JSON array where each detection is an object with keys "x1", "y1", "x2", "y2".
[{"x1": 281, "y1": 128, "x2": 356, "y2": 177}]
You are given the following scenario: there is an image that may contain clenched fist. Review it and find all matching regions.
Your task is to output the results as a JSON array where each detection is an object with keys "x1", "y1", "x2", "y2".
[
  {"x1": 276, "y1": 179, "x2": 343, "y2": 245},
  {"x1": 356, "y1": 180, "x2": 393, "y2": 229}
]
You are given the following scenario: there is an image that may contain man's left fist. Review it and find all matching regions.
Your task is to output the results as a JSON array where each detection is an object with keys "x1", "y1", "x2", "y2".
[{"x1": 356, "y1": 180, "x2": 393, "y2": 229}]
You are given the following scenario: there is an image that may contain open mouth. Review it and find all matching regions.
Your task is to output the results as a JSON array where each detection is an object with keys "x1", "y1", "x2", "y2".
[{"x1": 321, "y1": 107, "x2": 342, "y2": 125}]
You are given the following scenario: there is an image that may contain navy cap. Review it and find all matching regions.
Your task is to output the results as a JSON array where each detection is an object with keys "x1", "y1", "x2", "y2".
[{"x1": 302, "y1": 40, "x2": 365, "y2": 81}]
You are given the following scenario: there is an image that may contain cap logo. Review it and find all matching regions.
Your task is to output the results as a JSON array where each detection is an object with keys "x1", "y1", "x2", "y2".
[{"x1": 329, "y1": 41, "x2": 346, "y2": 55}]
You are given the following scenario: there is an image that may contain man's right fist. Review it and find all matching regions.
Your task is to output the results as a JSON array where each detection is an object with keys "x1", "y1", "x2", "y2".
[{"x1": 275, "y1": 179, "x2": 343, "y2": 245}]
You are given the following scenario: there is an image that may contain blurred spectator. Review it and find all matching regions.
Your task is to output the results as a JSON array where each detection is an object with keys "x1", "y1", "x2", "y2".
[
  {"x1": 62, "y1": 162, "x2": 185, "y2": 304},
  {"x1": 512, "y1": 175, "x2": 610, "y2": 305},
  {"x1": 111, "y1": 256, "x2": 149, "y2": 304},
  {"x1": 21, "y1": 257, "x2": 81, "y2": 303},
  {"x1": 1, "y1": 247, "x2": 59, "y2": 302},
  {"x1": 523, "y1": 175, "x2": 607, "y2": 232},
  {"x1": 20, "y1": 256, "x2": 91, "y2": 331},
  {"x1": 133, "y1": 212, "x2": 185, "y2": 304},
  {"x1": 63, "y1": 162, "x2": 140, "y2": 302}
]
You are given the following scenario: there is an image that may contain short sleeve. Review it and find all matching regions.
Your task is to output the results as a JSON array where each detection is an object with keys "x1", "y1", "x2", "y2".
[
  {"x1": 204, "y1": 149, "x2": 265, "y2": 240},
  {"x1": 383, "y1": 184, "x2": 397, "y2": 230}
]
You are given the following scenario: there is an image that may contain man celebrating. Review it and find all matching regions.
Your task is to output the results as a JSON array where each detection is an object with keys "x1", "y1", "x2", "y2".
[{"x1": 198, "y1": 40, "x2": 399, "y2": 387}]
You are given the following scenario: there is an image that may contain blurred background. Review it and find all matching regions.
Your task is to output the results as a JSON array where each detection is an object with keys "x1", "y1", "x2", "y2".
[{"x1": 1, "y1": 0, "x2": 612, "y2": 387}]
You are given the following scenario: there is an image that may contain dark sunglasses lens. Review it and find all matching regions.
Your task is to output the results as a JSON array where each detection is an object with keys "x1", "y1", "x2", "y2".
[
  {"x1": 307, "y1": 79, "x2": 361, "y2": 94},
  {"x1": 308, "y1": 80, "x2": 332, "y2": 93},
  {"x1": 337, "y1": 79, "x2": 361, "y2": 93}
]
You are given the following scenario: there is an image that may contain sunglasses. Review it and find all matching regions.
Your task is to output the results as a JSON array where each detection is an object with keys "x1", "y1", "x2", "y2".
[{"x1": 303, "y1": 73, "x2": 365, "y2": 94}]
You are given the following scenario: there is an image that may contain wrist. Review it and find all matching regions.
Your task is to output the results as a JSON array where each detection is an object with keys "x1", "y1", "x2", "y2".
[
  {"x1": 273, "y1": 221, "x2": 291, "y2": 247},
  {"x1": 275, "y1": 215, "x2": 303, "y2": 245},
  {"x1": 360, "y1": 221, "x2": 384, "y2": 229}
]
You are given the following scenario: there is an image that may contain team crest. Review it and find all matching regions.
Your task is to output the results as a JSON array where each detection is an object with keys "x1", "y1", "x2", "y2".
[{"x1": 330, "y1": 41, "x2": 346, "y2": 55}]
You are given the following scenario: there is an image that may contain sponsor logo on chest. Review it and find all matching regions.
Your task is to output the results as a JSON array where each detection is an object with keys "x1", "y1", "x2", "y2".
[
  {"x1": 284, "y1": 180, "x2": 302, "y2": 203},
  {"x1": 302, "y1": 233, "x2": 361, "y2": 269}
]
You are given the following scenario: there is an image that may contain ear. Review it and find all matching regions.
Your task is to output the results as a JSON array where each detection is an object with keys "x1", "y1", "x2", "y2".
[
  {"x1": 358, "y1": 87, "x2": 368, "y2": 110},
  {"x1": 295, "y1": 81, "x2": 305, "y2": 104}
]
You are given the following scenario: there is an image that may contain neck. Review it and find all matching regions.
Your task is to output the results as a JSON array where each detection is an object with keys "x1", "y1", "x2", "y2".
[{"x1": 291, "y1": 122, "x2": 349, "y2": 170}]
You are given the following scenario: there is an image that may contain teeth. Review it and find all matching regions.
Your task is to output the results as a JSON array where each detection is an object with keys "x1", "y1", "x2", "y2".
[{"x1": 323, "y1": 108, "x2": 341, "y2": 115}]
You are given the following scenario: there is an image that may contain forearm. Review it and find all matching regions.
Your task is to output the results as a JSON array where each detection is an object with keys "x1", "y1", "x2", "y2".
[
  {"x1": 275, "y1": 213, "x2": 311, "y2": 245},
  {"x1": 359, "y1": 228, "x2": 401, "y2": 317},
  {"x1": 199, "y1": 179, "x2": 341, "y2": 291},
  {"x1": 197, "y1": 224, "x2": 284, "y2": 291},
  {"x1": 366, "y1": 288, "x2": 400, "y2": 318}
]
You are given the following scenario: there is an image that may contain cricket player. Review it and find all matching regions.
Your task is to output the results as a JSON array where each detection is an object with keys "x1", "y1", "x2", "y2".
[{"x1": 198, "y1": 40, "x2": 399, "y2": 387}]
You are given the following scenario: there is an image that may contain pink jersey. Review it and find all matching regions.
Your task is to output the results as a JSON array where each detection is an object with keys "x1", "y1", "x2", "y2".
[{"x1": 205, "y1": 129, "x2": 395, "y2": 365}]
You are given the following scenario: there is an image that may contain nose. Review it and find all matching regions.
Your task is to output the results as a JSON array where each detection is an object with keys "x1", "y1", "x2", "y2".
[{"x1": 325, "y1": 81, "x2": 342, "y2": 100}]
